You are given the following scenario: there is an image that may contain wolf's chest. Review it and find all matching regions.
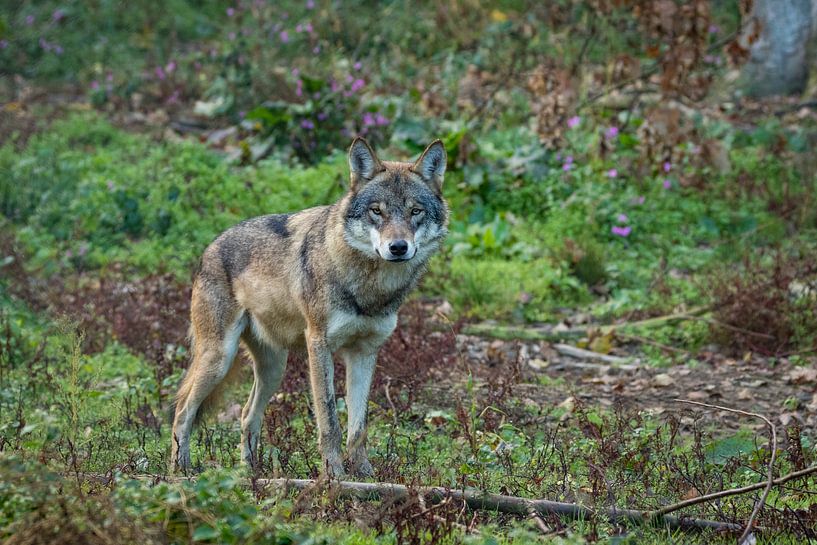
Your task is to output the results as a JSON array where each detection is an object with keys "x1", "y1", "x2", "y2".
[{"x1": 326, "y1": 310, "x2": 398, "y2": 353}]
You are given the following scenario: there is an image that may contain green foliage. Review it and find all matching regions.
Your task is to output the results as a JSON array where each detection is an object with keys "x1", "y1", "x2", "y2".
[{"x1": 0, "y1": 113, "x2": 347, "y2": 277}]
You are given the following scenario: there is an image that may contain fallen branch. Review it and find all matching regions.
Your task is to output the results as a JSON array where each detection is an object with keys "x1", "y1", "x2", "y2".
[
  {"x1": 462, "y1": 306, "x2": 710, "y2": 342},
  {"x1": 552, "y1": 343, "x2": 634, "y2": 366},
  {"x1": 669, "y1": 400, "x2": 778, "y2": 543},
  {"x1": 647, "y1": 464, "x2": 817, "y2": 521},
  {"x1": 545, "y1": 360, "x2": 639, "y2": 373},
  {"x1": 76, "y1": 472, "x2": 742, "y2": 533}
]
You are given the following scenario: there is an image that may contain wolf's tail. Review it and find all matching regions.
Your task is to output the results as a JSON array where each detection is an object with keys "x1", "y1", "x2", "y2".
[{"x1": 170, "y1": 325, "x2": 245, "y2": 426}]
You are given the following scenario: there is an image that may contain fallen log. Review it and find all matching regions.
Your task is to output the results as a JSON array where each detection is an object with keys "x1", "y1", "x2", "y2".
[
  {"x1": 462, "y1": 306, "x2": 711, "y2": 342},
  {"x1": 260, "y1": 478, "x2": 743, "y2": 532},
  {"x1": 74, "y1": 472, "x2": 745, "y2": 533}
]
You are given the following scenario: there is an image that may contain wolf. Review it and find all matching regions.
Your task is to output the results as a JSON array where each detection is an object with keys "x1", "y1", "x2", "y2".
[{"x1": 170, "y1": 137, "x2": 448, "y2": 477}]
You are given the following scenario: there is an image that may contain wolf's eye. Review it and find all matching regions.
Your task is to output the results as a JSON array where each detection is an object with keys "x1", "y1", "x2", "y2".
[
  {"x1": 411, "y1": 208, "x2": 423, "y2": 216},
  {"x1": 370, "y1": 206, "x2": 382, "y2": 215}
]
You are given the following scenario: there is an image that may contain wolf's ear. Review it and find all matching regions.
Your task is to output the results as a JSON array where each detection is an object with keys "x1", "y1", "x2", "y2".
[
  {"x1": 348, "y1": 137, "x2": 383, "y2": 191},
  {"x1": 412, "y1": 140, "x2": 447, "y2": 193}
]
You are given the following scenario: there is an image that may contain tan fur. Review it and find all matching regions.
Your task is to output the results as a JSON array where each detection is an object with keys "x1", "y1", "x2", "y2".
[{"x1": 171, "y1": 138, "x2": 448, "y2": 476}]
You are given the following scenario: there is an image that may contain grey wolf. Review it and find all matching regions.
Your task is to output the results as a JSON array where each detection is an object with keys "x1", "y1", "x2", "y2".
[{"x1": 171, "y1": 137, "x2": 448, "y2": 477}]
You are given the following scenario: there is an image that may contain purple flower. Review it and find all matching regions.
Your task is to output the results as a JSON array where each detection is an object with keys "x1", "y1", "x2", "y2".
[
  {"x1": 350, "y1": 78, "x2": 365, "y2": 92},
  {"x1": 362, "y1": 112, "x2": 375, "y2": 126},
  {"x1": 663, "y1": 178, "x2": 672, "y2": 189},
  {"x1": 606, "y1": 168, "x2": 618, "y2": 178},
  {"x1": 306, "y1": 0, "x2": 315, "y2": 8},
  {"x1": 295, "y1": 23, "x2": 303, "y2": 32},
  {"x1": 228, "y1": 31, "x2": 237, "y2": 41},
  {"x1": 39, "y1": 38, "x2": 50, "y2": 51},
  {"x1": 165, "y1": 61, "x2": 176, "y2": 73},
  {"x1": 353, "y1": 61, "x2": 362, "y2": 71},
  {"x1": 611, "y1": 225, "x2": 632, "y2": 237},
  {"x1": 300, "y1": 119, "x2": 315, "y2": 130},
  {"x1": 375, "y1": 113, "x2": 389, "y2": 126},
  {"x1": 25, "y1": 15, "x2": 34, "y2": 25},
  {"x1": 304, "y1": 22, "x2": 313, "y2": 33},
  {"x1": 312, "y1": 45, "x2": 321, "y2": 54},
  {"x1": 106, "y1": 72, "x2": 113, "y2": 82},
  {"x1": 90, "y1": 80, "x2": 100, "y2": 91},
  {"x1": 279, "y1": 30, "x2": 289, "y2": 43},
  {"x1": 330, "y1": 80, "x2": 340, "y2": 92},
  {"x1": 562, "y1": 155, "x2": 574, "y2": 171},
  {"x1": 317, "y1": 111, "x2": 328, "y2": 121},
  {"x1": 632, "y1": 195, "x2": 646, "y2": 205},
  {"x1": 0, "y1": 39, "x2": 7, "y2": 49},
  {"x1": 663, "y1": 161, "x2": 671, "y2": 173},
  {"x1": 708, "y1": 24, "x2": 720, "y2": 34},
  {"x1": 606, "y1": 126, "x2": 619, "y2": 139},
  {"x1": 291, "y1": 67, "x2": 300, "y2": 77},
  {"x1": 52, "y1": 9, "x2": 65, "y2": 22},
  {"x1": 238, "y1": 110, "x2": 246, "y2": 119},
  {"x1": 65, "y1": 249, "x2": 73, "y2": 259},
  {"x1": 226, "y1": 7, "x2": 236, "y2": 16},
  {"x1": 155, "y1": 66, "x2": 166, "y2": 80},
  {"x1": 567, "y1": 115, "x2": 580, "y2": 129},
  {"x1": 53, "y1": 45, "x2": 63, "y2": 55},
  {"x1": 617, "y1": 213, "x2": 628, "y2": 223},
  {"x1": 345, "y1": 74, "x2": 354, "y2": 83}
]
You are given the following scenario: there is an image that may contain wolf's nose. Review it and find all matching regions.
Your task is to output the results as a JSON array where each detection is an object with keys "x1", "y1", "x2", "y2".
[{"x1": 389, "y1": 240, "x2": 409, "y2": 256}]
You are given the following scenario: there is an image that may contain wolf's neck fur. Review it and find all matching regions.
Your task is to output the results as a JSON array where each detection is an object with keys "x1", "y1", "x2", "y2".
[{"x1": 323, "y1": 206, "x2": 428, "y2": 316}]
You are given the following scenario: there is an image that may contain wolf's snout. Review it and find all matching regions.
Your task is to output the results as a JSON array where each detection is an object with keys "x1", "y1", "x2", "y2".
[{"x1": 389, "y1": 240, "x2": 409, "y2": 256}]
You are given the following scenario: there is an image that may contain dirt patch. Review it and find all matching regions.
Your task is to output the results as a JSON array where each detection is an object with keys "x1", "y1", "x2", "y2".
[{"x1": 451, "y1": 333, "x2": 817, "y2": 432}]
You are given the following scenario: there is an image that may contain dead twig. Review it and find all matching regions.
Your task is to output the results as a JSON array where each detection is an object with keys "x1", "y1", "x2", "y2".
[
  {"x1": 671, "y1": 399, "x2": 777, "y2": 543},
  {"x1": 648, "y1": 464, "x2": 817, "y2": 520}
]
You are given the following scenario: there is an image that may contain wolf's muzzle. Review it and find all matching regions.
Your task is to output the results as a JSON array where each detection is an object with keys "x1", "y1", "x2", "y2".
[{"x1": 389, "y1": 240, "x2": 409, "y2": 256}]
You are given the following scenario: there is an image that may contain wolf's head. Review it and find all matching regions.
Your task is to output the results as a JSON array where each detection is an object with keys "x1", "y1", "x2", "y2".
[{"x1": 343, "y1": 137, "x2": 448, "y2": 263}]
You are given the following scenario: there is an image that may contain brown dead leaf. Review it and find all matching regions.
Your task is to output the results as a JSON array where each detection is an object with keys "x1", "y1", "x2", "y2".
[
  {"x1": 787, "y1": 366, "x2": 817, "y2": 385},
  {"x1": 686, "y1": 390, "x2": 709, "y2": 401},
  {"x1": 653, "y1": 373, "x2": 673, "y2": 387},
  {"x1": 737, "y1": 388, "x2": 752, "y2": 400}
]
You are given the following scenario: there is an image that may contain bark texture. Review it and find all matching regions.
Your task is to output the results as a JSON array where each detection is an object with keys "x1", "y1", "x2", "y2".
[{"x1": 742, "y1": 0, "x2": 815, "y2": 97}]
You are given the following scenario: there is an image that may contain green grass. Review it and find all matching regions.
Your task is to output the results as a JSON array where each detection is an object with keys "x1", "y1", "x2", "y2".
[{"x1": 3, "y1": 112, "x2": 813, "y2": 326}]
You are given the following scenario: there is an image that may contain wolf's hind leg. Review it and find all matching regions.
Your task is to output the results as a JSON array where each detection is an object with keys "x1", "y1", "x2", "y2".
[
  {"x1": 171, "y1": 312, "x2": 246, "y2": 472},
  {"x1": 341, "y1": 350, "x2": 377, "y2": 477},
  {"x1": 240, "y1": 330, "x2": 287, "y2": 467}
]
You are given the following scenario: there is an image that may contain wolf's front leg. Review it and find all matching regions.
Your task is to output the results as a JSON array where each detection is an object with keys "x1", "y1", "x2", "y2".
[
  {"x1": 342, "y1": 350, "x2": 377, "y2": 477},
  {"x1": 306, "y1": 332, "x2": 344, "y2": 477}
]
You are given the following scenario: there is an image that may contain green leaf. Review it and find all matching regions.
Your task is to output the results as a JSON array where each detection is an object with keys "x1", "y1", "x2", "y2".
[{"x1": 192, "y1": 524, "x2": 219, "y2": 541}]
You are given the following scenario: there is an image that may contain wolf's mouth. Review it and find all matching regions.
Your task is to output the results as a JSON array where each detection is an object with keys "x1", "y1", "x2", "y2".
[{"x1": 376, "y1": 248, "x2": 416, "y2": 262}]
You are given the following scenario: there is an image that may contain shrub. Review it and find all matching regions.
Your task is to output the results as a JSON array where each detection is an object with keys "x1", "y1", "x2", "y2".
[{"x1": 708, "y1": 248, "x2": 817, "y2": 356}]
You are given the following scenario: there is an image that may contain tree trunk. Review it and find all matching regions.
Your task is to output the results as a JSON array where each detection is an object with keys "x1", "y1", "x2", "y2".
[{"x1": 741, "y1": 0, "x2": 815, "y2": 97}]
